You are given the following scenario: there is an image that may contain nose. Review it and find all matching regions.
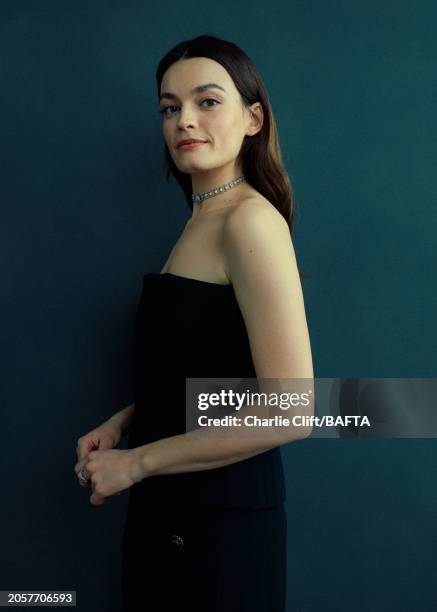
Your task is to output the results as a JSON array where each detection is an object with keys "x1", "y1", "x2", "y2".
[{"x1": 176, "y1": 107, "x2": 197, "y2": 130}]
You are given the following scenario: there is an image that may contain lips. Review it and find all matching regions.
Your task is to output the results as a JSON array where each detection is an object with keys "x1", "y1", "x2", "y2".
[{"x1": 177, "y1": 139, "x2": 207, "y2": 149}]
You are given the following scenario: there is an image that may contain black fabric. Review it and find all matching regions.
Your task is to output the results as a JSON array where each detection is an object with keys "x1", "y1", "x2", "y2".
[
  {"x1": 125, "y1": 272, "x2": 287, "y2": 509},
  {"x1": 121, "y1": 501, "x2": 287, "y2": 612},
  {"x1": 121, "y1": 273, "x2": 288, "y2": 610}
]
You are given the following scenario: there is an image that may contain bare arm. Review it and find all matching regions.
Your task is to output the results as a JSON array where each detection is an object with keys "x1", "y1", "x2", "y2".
[
  {"x1": 108, "y1": 402, "x2": 135, "y2": 435},
  {"x1": 134, "y1": 423, "x2": 309, "y2": 478}
]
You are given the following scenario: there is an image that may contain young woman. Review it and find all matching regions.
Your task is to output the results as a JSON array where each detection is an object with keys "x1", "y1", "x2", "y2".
[{"x1": 75, "y1": 34, "x2": 314, "y2": 611}]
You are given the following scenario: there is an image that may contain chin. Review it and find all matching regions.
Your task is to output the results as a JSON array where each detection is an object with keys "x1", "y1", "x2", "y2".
[{"x1": 179, "y1": 161, "x2": 213, "y2": 174}]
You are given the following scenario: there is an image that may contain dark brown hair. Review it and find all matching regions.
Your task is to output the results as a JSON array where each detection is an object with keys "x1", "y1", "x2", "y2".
[{"x1": 155, "y1": 33, "x2": 312, "y2": 280}]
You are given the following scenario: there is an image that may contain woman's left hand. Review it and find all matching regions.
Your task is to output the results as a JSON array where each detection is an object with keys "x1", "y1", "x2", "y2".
[{"x1": 74, "y1": 448, "x2": 145, "y2": 506}]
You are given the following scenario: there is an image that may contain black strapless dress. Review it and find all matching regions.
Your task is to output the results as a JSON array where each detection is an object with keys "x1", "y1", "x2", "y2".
[{"x1": 121, "y1": 272, "x2": 287, "y2": 611}]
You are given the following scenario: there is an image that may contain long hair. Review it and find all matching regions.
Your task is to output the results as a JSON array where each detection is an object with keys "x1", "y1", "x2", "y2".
[{"x1": 155, "y1": 34, "x2": 312, "y2": 280}]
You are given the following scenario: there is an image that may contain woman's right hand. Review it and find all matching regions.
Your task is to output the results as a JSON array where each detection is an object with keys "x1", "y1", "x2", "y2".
[{"x1": 75, "y1": 418, "x2": 123, "y2": 490}]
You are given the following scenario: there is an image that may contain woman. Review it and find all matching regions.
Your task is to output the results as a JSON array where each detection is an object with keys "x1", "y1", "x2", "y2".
[{"x1": 75, "y1": 34, "x2": 314, "y2": 611}]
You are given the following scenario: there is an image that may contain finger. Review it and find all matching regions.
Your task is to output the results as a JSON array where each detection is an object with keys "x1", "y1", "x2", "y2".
[
  {"x1": 74, "y1": 461, "x2": 92, "y2": 488},
  {"x1": 78, "y1": 473, "x2": 92, "y2": 488},
  {"x1": 76, "y1": 438, "x2": 99, "y2": 462},
  {"x1": 74, "y1": 459, "x2": 89, "y2": 476},
  {"x1": 90, "y1": 492, "x2": 106, "y2": 505},
  {"x1": 98, "y1": 437, "x2": 117, "y2": 451}
]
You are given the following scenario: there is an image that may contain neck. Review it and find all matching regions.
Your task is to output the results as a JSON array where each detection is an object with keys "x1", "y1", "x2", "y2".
[
  {"x1": 191, "y1": 164, "x2": 243, "y2": 195},
  {"x1": 190, "y1": 164, "x2": 245, "y2": 219}
]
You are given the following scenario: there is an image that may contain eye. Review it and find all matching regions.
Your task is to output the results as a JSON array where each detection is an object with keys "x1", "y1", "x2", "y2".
[
  {"x1": 200, "y1": 98, "x2": 220, "y2": 108},
  {"x1": 159, "y1": 105, "x2": 177, "y2": 116},
  {"x1": 159, "y1": 98, "x2": 221, "y2": 117}
]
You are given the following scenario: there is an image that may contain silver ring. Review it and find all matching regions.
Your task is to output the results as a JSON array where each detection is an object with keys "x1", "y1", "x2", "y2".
[
  {"x1": 77, "y1": 467, "x2": 90, "y2": 484},
  {"x1": 171, "y1": 534, "x2": 184, "y2": 548}
]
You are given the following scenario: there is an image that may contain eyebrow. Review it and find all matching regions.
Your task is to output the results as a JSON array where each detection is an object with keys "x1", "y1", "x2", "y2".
[{"x1": 159, "y1": 83, "x2": 226, "y2": 103}]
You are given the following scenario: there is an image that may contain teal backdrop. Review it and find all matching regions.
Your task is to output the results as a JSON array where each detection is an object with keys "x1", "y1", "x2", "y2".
[{"x1": 1, "y1": 1, "x2": 436, "y2": 610}]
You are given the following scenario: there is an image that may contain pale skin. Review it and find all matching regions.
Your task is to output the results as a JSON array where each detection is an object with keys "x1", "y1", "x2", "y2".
[{"x1": 75, "y1": 57, "x2": 314, "y2": 505}]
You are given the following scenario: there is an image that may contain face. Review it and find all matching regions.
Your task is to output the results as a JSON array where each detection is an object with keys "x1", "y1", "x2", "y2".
[{"x1": 159, "y1": 57, "x2": 261, "y2": 176}]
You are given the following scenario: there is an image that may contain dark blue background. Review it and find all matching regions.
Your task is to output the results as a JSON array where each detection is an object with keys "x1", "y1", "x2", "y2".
[{"x1": 1, "y1": 1, "x2": 436, "y2": 610}]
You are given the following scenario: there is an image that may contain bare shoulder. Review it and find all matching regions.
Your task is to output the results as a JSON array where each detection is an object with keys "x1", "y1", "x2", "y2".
[
  {"x1": 221, "y1": 194, "x2": 297, "y2": 287},
  {"x1": 223, "y1": 195, "x2": 292, "y2": 252}
]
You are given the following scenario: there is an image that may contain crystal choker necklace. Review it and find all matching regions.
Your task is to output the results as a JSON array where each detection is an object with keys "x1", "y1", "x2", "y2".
[{"x1": 191, "y1": 175, "x2": 246, "y2": 203}]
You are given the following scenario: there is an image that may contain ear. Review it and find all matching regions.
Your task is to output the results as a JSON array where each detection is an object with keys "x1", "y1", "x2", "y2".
[{"x1": 246, "y1": 102, "x2": 264, "y2": 137}]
